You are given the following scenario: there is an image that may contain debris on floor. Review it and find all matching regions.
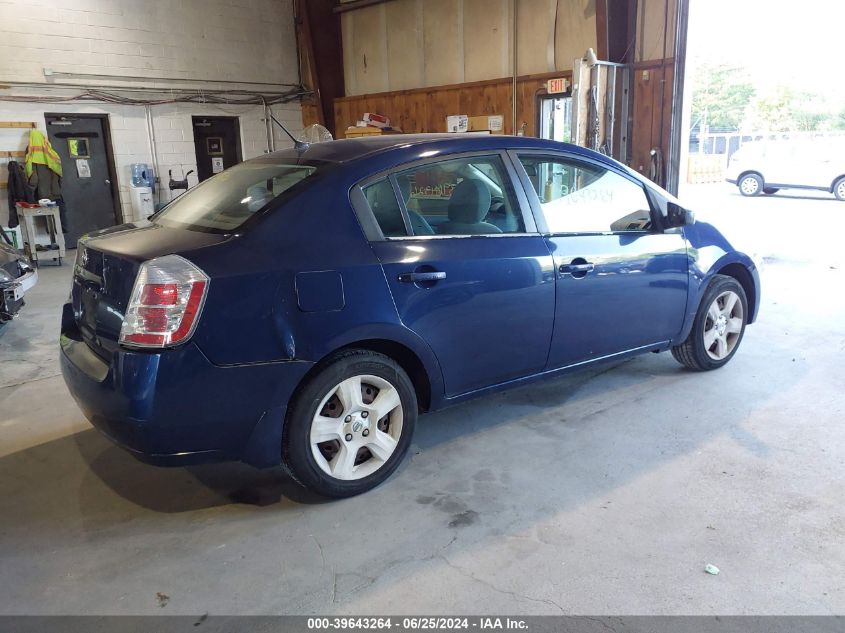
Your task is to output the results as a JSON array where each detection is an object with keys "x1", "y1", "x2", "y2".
[
  {"x1": 156, "y1": 592, "x2": 170, "y2": 608},
  {"x1": 704, "y1": 564, "x2": 720, "y2": 575}
]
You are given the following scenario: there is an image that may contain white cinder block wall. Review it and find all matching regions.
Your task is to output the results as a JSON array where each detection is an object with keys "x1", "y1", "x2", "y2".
[{"x1": 0, "y1": 0, "x2": 303, "y2": 226}]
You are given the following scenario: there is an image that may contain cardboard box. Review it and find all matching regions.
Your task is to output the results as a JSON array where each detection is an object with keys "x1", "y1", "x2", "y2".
[
  {"x1": 363, "y1": 112, "x2": 390, "y2": 128},
  {"x1": 345, "y1": 126, "x2": 384, "y2": 138},
  {"x1": 345, "y1": 127, "x2": 402, "y2": 138},
  {"x1": 447, "y1": 114, "x2": 504, "y2": 134},
  {"x1": 446, "y1": 115, "x2": 468, "y2": 133},
  {"x1": 468, "y1": 115, "x2": 504, "y2": 134}
]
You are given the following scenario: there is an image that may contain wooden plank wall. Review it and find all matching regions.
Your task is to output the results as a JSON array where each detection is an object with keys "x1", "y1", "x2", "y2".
[
  {"x1": 300, "y1": 102, "x2": 321, "y2": 131},
  {"x1": 301, "y1": 59, "x2": 674, "y2": 185},
  {"x1": 630, "y1": 59, "x2": 674, "y2": 180},
  {"x1": 311, "y1": 72, "x2": 571, "y2": 138},
  {"x1": 340, "y1": 0, "x2": 594, "y2": 96}
]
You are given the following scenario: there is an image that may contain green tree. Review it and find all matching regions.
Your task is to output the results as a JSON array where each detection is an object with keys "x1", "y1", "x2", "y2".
[
  {"x1": 691, "y1": 64, "x2": 755, "y2": 131},
  {"x1": 746, "y1": 88, "x2": 834, "y2": 132},
  {"x1": 747, "y1": 87, "x2": 794, "y2": 131}
]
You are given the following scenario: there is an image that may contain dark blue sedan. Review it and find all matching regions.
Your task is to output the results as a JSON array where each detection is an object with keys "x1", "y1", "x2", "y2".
[{"x1": 60, "y1": 134, "x2": 760, "y2": 497}]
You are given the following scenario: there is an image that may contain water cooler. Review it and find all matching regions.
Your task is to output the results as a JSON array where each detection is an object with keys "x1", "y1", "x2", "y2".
[{"x1": 129, "y1": 163, "x2": 154, "y2": 220}]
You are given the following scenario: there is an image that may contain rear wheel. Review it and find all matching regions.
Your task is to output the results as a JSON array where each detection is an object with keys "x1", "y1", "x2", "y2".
[
  {"x1": 834, "y1": 177, "x2": 845, "y2": 201},
  {"x1": 672, "y1": 275, "x2": 748, "y2": 371},
  {"x1": 738, "y1": 173, "x2": 763, "y2": 196},
  {"x1": 283, "y1": 350, "x2": 417, "y2": 498}
]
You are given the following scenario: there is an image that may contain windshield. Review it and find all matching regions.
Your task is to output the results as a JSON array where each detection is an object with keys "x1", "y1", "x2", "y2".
[{"x1": 154, "y1": 160, "x2": 323, "y2": 232}]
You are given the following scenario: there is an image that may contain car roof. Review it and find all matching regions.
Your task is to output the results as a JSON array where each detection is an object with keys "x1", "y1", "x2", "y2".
[{"x1": 259, "y1": 133, "x2": 619, "y2": 169}]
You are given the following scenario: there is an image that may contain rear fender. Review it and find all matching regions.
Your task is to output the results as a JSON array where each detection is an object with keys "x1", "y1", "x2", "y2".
[{"x1": 317, "y1": 321, "x2": 446, "y2": 411}]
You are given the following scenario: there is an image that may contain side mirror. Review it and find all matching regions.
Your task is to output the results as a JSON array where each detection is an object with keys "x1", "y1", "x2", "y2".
[{"x1": 666, "y1": 202, "x2": 695, "y2": 228}]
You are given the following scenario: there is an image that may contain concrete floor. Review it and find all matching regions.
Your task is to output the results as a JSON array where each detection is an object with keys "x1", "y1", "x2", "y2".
[{"x1": 1, "y1": 185, "x2": 843, "y2": 615}]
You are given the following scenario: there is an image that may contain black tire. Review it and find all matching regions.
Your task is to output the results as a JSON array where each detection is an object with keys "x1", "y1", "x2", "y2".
[
  {"x1": 762, "y1": 187, "x2": 779, "y2": 195},
  {"x1": 671, "y1": 275, "x2": 748, "y2": 371},
  {"x1": 738, "y1": 173, "x2": 763, "y2": 197},
  {"x1": 283, "y1": 349, "x2": 417, "y2": 498},
  {"x1": 834, "y1": 176, "x2": 845, "y2": 201}
]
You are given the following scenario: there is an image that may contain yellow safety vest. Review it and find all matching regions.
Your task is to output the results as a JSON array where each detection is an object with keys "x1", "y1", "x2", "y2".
[{"x1": 25, "y1": 129, "x2": 63, "y2": 179}]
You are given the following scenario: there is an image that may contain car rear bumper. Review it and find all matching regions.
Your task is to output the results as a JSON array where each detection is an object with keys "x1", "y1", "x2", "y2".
[{"x1": 59, "y1": 303, "x2": 313, "y2": 467}]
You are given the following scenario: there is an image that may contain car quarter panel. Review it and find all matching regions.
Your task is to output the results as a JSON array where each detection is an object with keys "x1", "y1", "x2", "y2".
[
  {"x1": 187, "y1": 168, "x2": 447, "y2": 403},
  {"x1": 59, "y1": 323, "x2": 313, "y2": 467}
]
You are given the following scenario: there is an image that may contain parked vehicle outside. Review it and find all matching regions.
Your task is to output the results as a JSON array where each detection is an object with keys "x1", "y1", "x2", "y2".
[
  {"x1": 725, "y1": 139, "x2": 845, "y2": 199},
  {"x1": 0, "y1": 241, "x2": 38, "y2": 326},
  {"x1": 60, "y1": 135, "x2": 761, "y2": 497}
]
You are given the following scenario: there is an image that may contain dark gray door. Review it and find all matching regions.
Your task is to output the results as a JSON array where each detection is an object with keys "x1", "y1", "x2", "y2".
[
  {"x1": 45, "y1": 115, "x2": 120, "y2": 247},
  {"x1": 192, "y1": 117, "x2": 242, "y2": 182}
]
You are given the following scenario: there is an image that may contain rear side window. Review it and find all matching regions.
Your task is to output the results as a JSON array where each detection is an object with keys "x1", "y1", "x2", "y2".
[
  {"x1": 398, "y1": 155, "x2": 525, "y2": 235},
  {"x1": 155, "y1": 160, "x2": 321, "y2": 232},
  {"x1": 518, "y1": 156, "x2": 652, "y2": 233},
  {"x1": 363, "y1": 179, "x2": 407, "y2": 237}
]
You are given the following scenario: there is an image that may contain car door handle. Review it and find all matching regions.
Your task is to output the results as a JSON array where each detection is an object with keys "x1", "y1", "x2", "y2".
[
  {"x1": 398, "y1": 271, "x2": 447, "y2": 283},
  {"x1": 559, "y1": 262, "x2": 594, "y2": 275}
]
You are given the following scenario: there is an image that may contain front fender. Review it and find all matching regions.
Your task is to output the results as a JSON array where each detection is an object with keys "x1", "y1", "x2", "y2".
[{"x1": 676, "y1": 222, "x2": 762, "y2": 343}]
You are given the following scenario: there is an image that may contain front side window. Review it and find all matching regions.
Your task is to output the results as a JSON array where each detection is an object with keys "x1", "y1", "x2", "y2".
[
  {"x1": 155, "y1": 160, "x2": 322, "y2": 232},
  {"x1": 518, "y1": 156, "x2": 653, "y2": 233},
  {"x1": 397, "y1": 155, "x2": 525, "y2": 236}
]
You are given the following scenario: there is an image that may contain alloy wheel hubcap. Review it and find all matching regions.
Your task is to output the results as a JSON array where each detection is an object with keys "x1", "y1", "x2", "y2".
[
  {"x1": 309, "y1": 374, "x2": 403, "y2": 481},
  {"x1": 740, "y1": 177, "x2": 758, "y2": 194},
  {"x1": 837, "y1": 182, "x2": 845, "y2": 198},
  {"x1": 703, "y1": 290, "x2": 744, "y2": 361}
]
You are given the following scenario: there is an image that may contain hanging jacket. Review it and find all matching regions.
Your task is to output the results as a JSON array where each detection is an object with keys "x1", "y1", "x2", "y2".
[
  {"x1": 25, "y1": 129, "x2": 62, "y2": 178},
  {"x1": 29, "y1": 163, "x2": 62, "y2": 199},
  {"x1": 6, "y1": 160, "x2": 35, "y2": 229}
]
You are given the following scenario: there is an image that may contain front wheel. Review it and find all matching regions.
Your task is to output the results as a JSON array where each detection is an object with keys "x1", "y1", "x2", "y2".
[
  {"x1": 672, "y1": 275, "x2": 748, "y2": 371},
  {"x1": 834, "y1": 177, "x2": 845, "y2": 201},
  {"x1": 738, "y1": 173, "x2": 763, "y2": 196},
  {"x1": 283, "y1": 350, "x2": 417, "y2": 498}
]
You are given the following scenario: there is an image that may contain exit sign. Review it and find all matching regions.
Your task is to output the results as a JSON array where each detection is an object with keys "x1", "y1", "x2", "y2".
[{"x1": 546, "y1": 77, "x2": 569, "y2": 94}]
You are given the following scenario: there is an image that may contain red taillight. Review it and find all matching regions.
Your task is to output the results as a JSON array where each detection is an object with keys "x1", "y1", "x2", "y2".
[
  {"x1": 139, "y1": 283, "x2": 178, "y2": 305},
  {"x1": 124, "y1": 332, "x2": 167, "y2": 346},
  {"x1": 136, "y1": 306, "x2": 170, "y2": 331},
  {"x1": 119, "y1": 255, "x2": 209, "y2": 349},
  {"x1": 171, "y1": 281, "x2": 206, "y2": 341}
]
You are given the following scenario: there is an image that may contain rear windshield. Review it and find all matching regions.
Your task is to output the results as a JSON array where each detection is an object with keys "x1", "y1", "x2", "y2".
[{"x1": 154, "y1": 160, "x2": 324, "y2": 232}]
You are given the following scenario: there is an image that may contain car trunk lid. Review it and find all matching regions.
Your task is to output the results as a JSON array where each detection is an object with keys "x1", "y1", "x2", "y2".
[{"x1": 71, "y1": 222, "x2": 229, "y2": 359}]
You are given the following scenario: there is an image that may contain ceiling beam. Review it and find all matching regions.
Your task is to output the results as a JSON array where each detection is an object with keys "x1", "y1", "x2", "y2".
[{"x1": 333, "y1": 0, "x2": 400, "y2": 14}]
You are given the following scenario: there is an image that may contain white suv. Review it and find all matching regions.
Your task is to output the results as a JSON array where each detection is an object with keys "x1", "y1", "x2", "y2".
[{"x1": 725, "y1": 140, "x2": 845, "y2": 200}]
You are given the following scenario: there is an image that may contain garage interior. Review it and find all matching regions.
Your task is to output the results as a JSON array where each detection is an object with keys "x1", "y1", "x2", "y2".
[{"x1": 2, "y1": 0, "x2": 844, "y2": 618}]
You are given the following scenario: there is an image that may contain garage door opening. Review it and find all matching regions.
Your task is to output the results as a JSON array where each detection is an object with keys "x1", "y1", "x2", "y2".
[{"x1": 678, "y1": 0, "x2": 845, "y2": 269}]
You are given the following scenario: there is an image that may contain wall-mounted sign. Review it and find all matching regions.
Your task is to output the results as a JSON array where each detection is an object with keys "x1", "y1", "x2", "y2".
[
  {"x1": 206, "y1": 137, "x2": 224, "y2": 156},
  {"x1": 76, "y1": 158, "x2": 91, "y2": 178},
  {"x1": 546, "y1": 77, "x2": 570, "y2": 94},
  {"x1": 211, "y1": 157, "x2": 224, "y2": 173}
]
